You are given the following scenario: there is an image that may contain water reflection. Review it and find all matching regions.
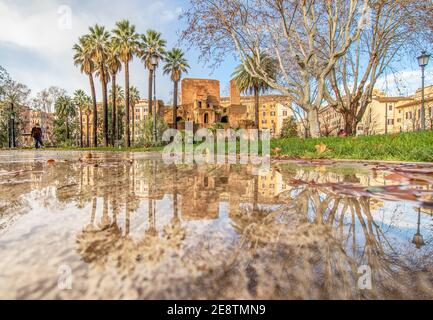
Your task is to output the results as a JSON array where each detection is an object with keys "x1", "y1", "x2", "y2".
[{"x1": 0, "y1": 152, "x2": 432, "y2": 299}]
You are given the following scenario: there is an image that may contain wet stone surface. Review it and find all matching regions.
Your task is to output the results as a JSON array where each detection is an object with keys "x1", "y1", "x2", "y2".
[{"x1": 0, "y1": 150, "x2": 432, "y2": 299}]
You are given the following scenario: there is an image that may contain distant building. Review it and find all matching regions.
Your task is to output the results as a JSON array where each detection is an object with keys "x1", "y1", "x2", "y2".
[
  {"x1": 319, "y1": 90, "x2": 412, "y2": 136},
  {"x1": 81, "y1": 99, "x2": 165, "y2": 144},
  {"x1": 395, "y1": 85, "x2": 433, "y2": 132},
  {"x1": 164, "y1": 78, "x2": 293, "y2": 137},
  {"x1": 20, "y1": 107, "x2": 55, "y2": 146}
]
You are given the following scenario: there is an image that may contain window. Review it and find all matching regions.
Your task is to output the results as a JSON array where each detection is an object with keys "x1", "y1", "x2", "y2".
[
  {"x1": 283, "y1": 111, "x2": 288, "y2": 116},
  {"x1": 198, "y1": 101, "x2": 202, "y2": 108},
  {"x1": 270, "y1": 112, "x2": 276, "y2": 116},
  {"x1": 397, "y1": 118, "x2": 401, "y2": 123},
  {"x1": 388, "y1": 105, "x2": 393, "y2": 111},
  {"x1": 263, "y1": 112, "x2": 266, "y2": 116},
  {"x1": 262, "y1": 120, "x2": 267, "y2": 124},
  {"x1": 204, "y1": 113, "x2": 209, "y2": 124},
  {"x1": 387, "y1": 119, "x2": 394, "y2": 125}
]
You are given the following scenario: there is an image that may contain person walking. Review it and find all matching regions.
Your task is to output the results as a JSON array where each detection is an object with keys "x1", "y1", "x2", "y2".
[{"x1": 31, "y1": 123, "x2": 44, "y2": 149}]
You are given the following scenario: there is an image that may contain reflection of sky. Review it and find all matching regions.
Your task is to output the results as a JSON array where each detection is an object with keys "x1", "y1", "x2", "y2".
[{"x1": 339, "y1": 200, "x2": 433, "y2": 262}]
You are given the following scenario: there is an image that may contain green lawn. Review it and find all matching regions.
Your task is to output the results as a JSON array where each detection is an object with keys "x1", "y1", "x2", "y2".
[
  {"x1": 9, "y1": 131, "x2": 433, "y2": 162},
  {"x1": 271, "y1": 131, "x2": 433, "y2": 162}
]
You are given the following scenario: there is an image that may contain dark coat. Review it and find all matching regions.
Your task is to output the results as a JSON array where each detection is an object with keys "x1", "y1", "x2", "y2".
[{"x1": 31, "y1": 127, "x2": 43, "y2": 139}]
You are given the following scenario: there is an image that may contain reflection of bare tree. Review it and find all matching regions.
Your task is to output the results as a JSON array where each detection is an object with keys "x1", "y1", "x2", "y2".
[{"x1": 228, "y1": 179, "x2": 433, "y2": 299}]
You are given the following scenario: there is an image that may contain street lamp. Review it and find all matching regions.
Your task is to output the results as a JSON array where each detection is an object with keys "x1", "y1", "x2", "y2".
[
  {"x1": 417, "y1": 51, "x2": 430, "y2": 131},
  {"x1": 151, "y1": 53, "x2": 158, "y2": 144}
]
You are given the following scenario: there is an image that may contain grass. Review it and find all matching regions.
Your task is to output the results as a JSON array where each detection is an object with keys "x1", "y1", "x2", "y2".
[
  {"x1": 271, "y1": 131, "x2": 433, "y2": 162},
  {"x1": 6, "y1": 131, "x2": 433, "y2": 162}
]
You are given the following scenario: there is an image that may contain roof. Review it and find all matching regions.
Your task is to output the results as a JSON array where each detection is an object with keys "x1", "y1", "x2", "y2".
[{"x1": 397, "y1": 96, "x2": 433, "y2": 108}]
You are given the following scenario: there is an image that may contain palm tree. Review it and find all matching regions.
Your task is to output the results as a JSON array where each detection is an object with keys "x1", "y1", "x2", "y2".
[
  {"x1": 87, "y1": 25, "x2": 111, "y2": 147},
  {"x1": 73, "y1": 36, "x2": 98, "y2": 147},
  {"x1": 163, "y1": 48, "x2": 190, "y2": 129},
  {"x1": 55, "y1": 95, "x2": 75, "y2": 141},
  {"x1": 107, "y1": 41, "x2": 122, "y2": 146},
  {"x1": 73, "y1": 90, "x2": 87, "y2": 147},
  {"x1": 232, "y1": 53, "x2": 276, "y2": 129},
  {"x1": 140, "y1": 30, "x2": 166, "y2": 117},
  {"x1": 112, "y1": 20, "x2": 140, "y2": 148},
  {"x1": 129, "y1": 86, "x2": 140, "y2": 144},
  {"x1": 109, "y1": 85, "x2": 125, "y2": 143}
]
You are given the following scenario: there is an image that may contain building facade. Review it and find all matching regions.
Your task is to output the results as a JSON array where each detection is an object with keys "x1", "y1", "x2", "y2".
[
  {"x1": 319, "y1": 90, "x2": 413, "y2": 136},
  {"x1": 395, "y1": 85, "x2": 433, "y2": 132},
  {"x1": 164, "y1": 78, "x2": 293, "y2": 137},
  {"x1": 20, "y1": 107, "x2": 55, "y2": 146}
]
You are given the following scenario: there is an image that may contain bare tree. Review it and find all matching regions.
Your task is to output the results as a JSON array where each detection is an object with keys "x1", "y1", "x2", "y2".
[
  {"x1": 182, "y1": 0, "x2": 368, "y2": 137},
  {"x1": 324, "y1": 0, "x2": 432, "y2": 135}
]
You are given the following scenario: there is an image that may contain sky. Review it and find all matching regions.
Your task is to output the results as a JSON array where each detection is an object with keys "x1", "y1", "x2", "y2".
[
  {"x1": 0, "y1": 0, "x2": 431, "y2": 105},
  {"x1": 0, "y1": 0, "x2": 239, "y2": 104}
]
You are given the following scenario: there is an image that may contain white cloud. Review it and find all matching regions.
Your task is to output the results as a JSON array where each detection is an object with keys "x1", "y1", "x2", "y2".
[
  {"x1": 0, "y1": 0, "x2": 194, "y2": 102},
  {"x1": 375, "y1": 69, "x2": 433, "y2": 97}
]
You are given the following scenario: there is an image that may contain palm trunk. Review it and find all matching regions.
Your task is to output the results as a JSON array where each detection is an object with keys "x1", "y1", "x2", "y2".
[
  {"x1": 86, "y1": 113, "x2": 90, "y2": 147},
  {"x1": 111, "y1": 74, "x2": 117, "y2": 146},
  {"x1": 79, "y1": 108, "x2": 83, "y2": 147},
  {"x1": 66, "y1": 117, "x2": 70, "y2": 140},
  {"x1": 100, "y1": 64, "x2": 109, "y2": 147},
  {"x1": 10, "y1": 103, "x2": 15, "y2": 148},
  {"x1": 173, "y1": 80, "x2": 178, "y2": 129},
  {"x1": 132, "y1": 103, "x2": 135, "y2": 145},
  {"x1": 254, "y1": 86, "x2": 259, "y2": 130},
  {"x1": 148, "y1": 69, "x2": 153, "y2": 116},
  {"x1": 89, "y1": 73, "x2": 98, "y2": 147},
  {"x1": 125, "y1": 62, "x2": 131, "y2": 147}
]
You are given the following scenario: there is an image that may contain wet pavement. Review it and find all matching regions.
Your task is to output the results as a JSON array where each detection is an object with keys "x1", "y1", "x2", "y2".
[{"x1": 0, "y1": 150, "x2": 432, "y2": 300}]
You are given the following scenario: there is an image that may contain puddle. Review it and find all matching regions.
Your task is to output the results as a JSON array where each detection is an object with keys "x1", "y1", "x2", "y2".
[{"x1": 0, "y1": 151, "x2": 432, "y2": 299}]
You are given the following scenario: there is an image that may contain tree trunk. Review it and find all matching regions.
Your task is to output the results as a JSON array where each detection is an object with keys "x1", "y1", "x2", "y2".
[
  {"x1": 173, "y1": 80, "x2": 178, "y2": 129},
  {"x1": 125, "y1": 62, "x2": 131, "y2": 147},
  {"x1": 10, "y1": 103, "x2": 15, "y2": 148},
  {"x1": 254, "y1": 86, "x2": 259, "y2": 130},
  {"x1": 89, "y1": 73, "x2": 98, "y2": 148},
  {"x1": 111, "y1": 74, "x2": 117, "y2": 147},
  {"x1": 342, "y1": 110, "x2": 359, "y2": 136},
  {"x1": 66, "y1": 117, "x2": 70, "y2": 140},
  {"x1": 307, "y1": 108, "x2": 320, "y2": 138},
  {"x1": 79, "y1": 109, "x2": 83, "y2": 147},
  {"x1": 100, "y1": 64, "x2": 109, "y2": 147},
  {"x1": 86, "y1": 113, "x2": 90, "y2": 147},
  {"x1": 148, "y1": 69, "x2": 153, "y2": 116},
  {"x1": 132, "y1": 103, "x2": 135, "y2": 145}
]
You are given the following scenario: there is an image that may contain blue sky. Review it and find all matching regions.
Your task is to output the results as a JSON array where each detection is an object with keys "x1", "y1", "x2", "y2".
[
  {"x1": 0, "y1": 0, "x2": 239, "y2": 103},
  {"x1": 0, "y1": 0, "x2": 431, "y2": 104}
]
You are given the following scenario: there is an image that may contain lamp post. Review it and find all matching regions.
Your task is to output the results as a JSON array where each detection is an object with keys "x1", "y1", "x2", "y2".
[
  {"x1": 417, "y1": 51, "x2": 430, "y2": 131},
  {"x1": 150, "y1": 54, "x2": 158, "y2": 144}
]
